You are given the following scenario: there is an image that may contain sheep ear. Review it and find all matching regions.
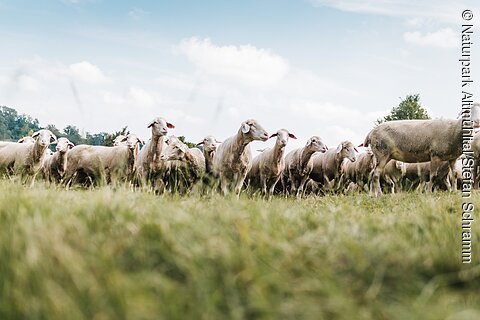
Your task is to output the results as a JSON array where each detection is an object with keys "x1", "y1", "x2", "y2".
[
  {"x1": 166, "y1": 122, "x2": 175, "y2": 129},
  {"x1": 32, "y1": 131, "x2": 40, "y2": 139},
  {"x1": 269, "y1": 133, "x2": 278, "y2": 139},
  {"x1": 289, "y1": 133, "x2": 297, "y2": 139},
  {"x1": 335, "y1": 144, "x2": 343, "y2": 154},
  {"x1": 305, "y1": 139, "x2": 312, "y2": 147},
  {"x1": 241, "y1": 122, "x2": 250, "y2": 134},
  {"x1": 120, "y1": 136, "x2": 128, "y2": 142},
  {"x1": 68, "y1": 142, "x2": 75, "y2": 149},
  {"x1": 196, "y1": 141, "x2": 204, "y2": 147},
  {"x1": 136, "y1": 138, "x2": 142, "y2": 144},
  {"x1": 147, "y1": 121, "x2": 154, "y2": 128},
  {"x1": 354, "y1": 147, "x2": 358, "y2": 153},
  {"x1": 215, "y1": 139, "x2": 222, "y2": 144},
  {"x1": 17, "y1": 137, "x2": 25, "y2": 143},
  {"x1": 50, "y1": 134, "x2": 58, "y2": 144}
]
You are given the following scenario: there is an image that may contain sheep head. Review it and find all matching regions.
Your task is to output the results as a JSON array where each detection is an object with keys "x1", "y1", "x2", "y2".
[
  {"x1": 336, "y1": 141, "x2": 357, "y2": 162},
  {"x1": 240, "y1": 119, "x2": 269, "y2": 142},
  {"x1": 269, "y1": 129, "x2": 297, "y2": 147},
  {"x1": 56, "y1": 138, "x2": 74, "y2": 153},
  {"x1": 32, "y1": 130, "x2": 57, "y2": 147},
  {"x1": 147, "y1": 117, "x2": 174, "y2": 138},
  {"x1": 306, "y1": 136, "x2": 328, "y2": 153}
]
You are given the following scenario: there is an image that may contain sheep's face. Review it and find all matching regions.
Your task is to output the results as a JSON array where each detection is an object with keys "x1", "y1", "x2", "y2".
[
  {"x1": 306, "y1": 136, "x2": 328, "y2": 153},
  {"x1": 121, "y1": 134, "x2": 142, "y2": 150},
  {"x1": 113, "y1": 135, "x2": 127, "y2": 146},
  {"x1": 337, "y1": 141, "x2": 357, "y2": 162},
  {"x1": 162, "y1": 142, "x2": 187, "y2": 161},
  {"x1": 148, "y1": 117, "x2": 175, "y2": 137},
  {"x1": 270, "y1": 129, "x2": 297, "y2": 148},
  {"x1": 32, "y1": 130, "x2": 57, "y2": 148},
  {"x1": 56, "y1": 138, "x2": 74, "y2": 153},
  {"x1": 241, "y1": 119, "x2": 269, "y2": 142}
]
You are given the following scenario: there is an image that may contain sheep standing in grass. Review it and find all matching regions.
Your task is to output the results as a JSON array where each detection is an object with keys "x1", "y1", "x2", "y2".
[
  {"x1": 246, "y1": 129, "x2": 297, "y2": 197},
  {"x1": 381, "y1": 160, "x2": 404, "y2": 193},
  {"x1": 354, "y1": 150, "x2": 376, "y2": 192},
  {"x1": 196, "y1": 135, "x2": 220, "y2": 175},
  {"x1": 42, "y1": 137, "x2": 75, "y2": 183},
  {"x1": 136, "y1": 117, "x2": 174, "y2": 187},
  {"x1": 64, "y1": 133, "x2": 142, "y2": 187},
  {"x1": 213, "y1": 119, "x2": 269, "y2": 196},
  {"x1": 309, "y1": 141, "x2": 356, "y2": 192},
  {"x1": 362, "y1": 103, "x2": 480, "y2": 196},
  {"x1": 0, "y1": 130, "x2": 57, "y2": 184},
  {"x1": 339, "y1": 159, "x2": 357, "y2": 192},
  {"x1": 282, "y1": 136, "x2": 328, "y2": 198},
  {"x1": 161, "y1": 136, "x2": 206, "y2": 191}
]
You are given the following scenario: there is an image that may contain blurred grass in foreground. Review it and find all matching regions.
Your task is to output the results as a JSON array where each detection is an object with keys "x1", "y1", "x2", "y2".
[{"x1": 0, "y1": 181, "x2": 479, "y2": 320}]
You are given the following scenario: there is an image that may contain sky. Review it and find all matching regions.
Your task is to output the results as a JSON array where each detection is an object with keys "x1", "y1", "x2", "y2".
[{"x1": 1, "y1": 0, "x2": 479, "y2": 153}]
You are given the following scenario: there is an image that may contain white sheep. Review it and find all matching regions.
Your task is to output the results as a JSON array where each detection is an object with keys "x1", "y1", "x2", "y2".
[
  {"x1": 282, "y1": 136, "x2": 328, "y2": 198},
  {"x1": 246, "y1": 129, "x2": 297, "y2": 197},
  {"x1": 17, "y1": 136, "x2": 35, "y2": 144},
  {"x1": 362, "y1": 103, "x2": 480, "y2": 196},
  {"x1": 160, "y1": 136, "x2": 206, "y2": 191},
  {"x1": 41, "y1": 137, "x2": 75, "y2": 183},
  {"x1": 0, "y1": 130, "x2": 57, "y2": 184},
  {"x1": 136, "y1": 117, "x2": 174, "y2": 189},
  {"x1": 212, "y1": 119, "x2": 269, "y2": 195},
  {"x1": 64, "y1": 133, "x2": 141, "y2": 187},
  {"x1": 113, "y1": 135, "x2": 127, "y2": 146},
  {"x1": 309, "y1": 141, "x2": 356, "y2": 192},
  {"x1": 196, "y1": 135, "x2": 220, "y2": 175}
]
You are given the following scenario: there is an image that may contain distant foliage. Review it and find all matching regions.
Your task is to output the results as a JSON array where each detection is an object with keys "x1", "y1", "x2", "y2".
[
  {"x1": 0, "y1": 106, "x2": 41, "y2": 140},
  {"x1": 376, "y1": 94, "x2": 430, "y2": 125},
  {"x1": 0, "y1": 106, "x2": 197, "y2": 147}
]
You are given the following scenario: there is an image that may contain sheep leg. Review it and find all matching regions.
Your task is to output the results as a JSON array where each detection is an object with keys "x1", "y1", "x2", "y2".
[
  {"x1": 428, "y1": 157, "x2": 441, "y2": 193},
  {"x1": 296, "y1": 175, "x2": 309, "y2": 199},
  {"x1": 370, "y1": 157, "x2": 388, "y2": 197}
]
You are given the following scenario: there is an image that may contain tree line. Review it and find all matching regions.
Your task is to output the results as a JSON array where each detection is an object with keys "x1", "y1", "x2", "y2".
[{"x1": 1, "y1": 95, "x2": 428, "y2": 147}]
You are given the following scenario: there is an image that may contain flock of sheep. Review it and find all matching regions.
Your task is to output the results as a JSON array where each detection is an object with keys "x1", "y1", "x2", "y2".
[{"x1": 1, "y1": 103, "x2": 480, "y2": 198}]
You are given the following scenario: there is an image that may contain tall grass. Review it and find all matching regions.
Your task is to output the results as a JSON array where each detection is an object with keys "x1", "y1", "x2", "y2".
[{"x1": 0, "y1": 181, "x2": 479, "y2": 319}]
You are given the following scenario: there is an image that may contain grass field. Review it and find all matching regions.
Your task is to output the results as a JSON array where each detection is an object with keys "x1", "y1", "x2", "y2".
[{"x1": 0, "y1": 181, "x2": 479, "y2": 320}]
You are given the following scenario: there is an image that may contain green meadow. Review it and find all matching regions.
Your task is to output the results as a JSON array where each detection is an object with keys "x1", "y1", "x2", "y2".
[{"x1": 0, "y1": 181, "x2": 479, "y2": 320}]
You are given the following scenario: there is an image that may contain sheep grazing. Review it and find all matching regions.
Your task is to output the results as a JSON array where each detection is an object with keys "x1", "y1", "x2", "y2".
[
  {"x1": 64, "y1": 133, "x2": 142, "y2": 187},
  {"x1": 246, "y1": 129, "x2": 297, "y2": 197},
  {"x1": 136, "y1": 117, "x2": 174, "y2": 186},
  {"x1": 363, "y1": 103, "x2": 480, "y2": 196},
  {"x1": 196, "y1": 135, "x2": 220, "y2": 174},
  {"x1": 41, "y1": 137, "x2": 75, "y2": 183},
  {"x1": 282, "y1": 136, "x2": 328, "y2": 198},
  {"x1": 309, "y1": 141, "x2": 356, "y2": 192},
  {"x1": 212, "y1": 119, "x2": 269, "y2": 195},
  {"x1": 160, "y1": 136, "x2": 206, "y2": 191},
  {"x1": 0, "y1": 130, "x2": 57, "y2": 183}
]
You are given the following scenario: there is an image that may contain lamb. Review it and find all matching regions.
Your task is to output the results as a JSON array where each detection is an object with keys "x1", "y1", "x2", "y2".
[
  {"x1": 136, "y1": 117, "x2": 174, "y2": 187},
  {"x1": 381, "y1": 160, "x2": 403, "y2": 193},
  {"x1": 160, "y1": 136, "x2": 206, "y2": 190},
  {"x1": 41, "y1": 137, "x2": 75, "y2": 183},
  {"x1": 354, "y1": 150, "x2": 376, "y2": 192},
  {"x1": 0, "y1": 129, "x2": 57, "y2": 183},
  {"x1": 362, "y1": 103, "x2": 480, "y2": 196},
  {"x1": 340, "y1": 158, "x2": 357, "y2": 191},
  {"x1": 196, "y1": 135, "x2": 220, "y2": 174},
  {"x1": 400, "y1": 161, "x2": 454, "y2": 192},
  {"x1": 212, "y1": 119, "x2": 269, "y2": 195},
  {"x1": 282, "y1": 136, "x2": 328, "y2": 198},
  {"x1": 309, "y1": 141, "x2": 356, "y2": 192},
  {"x1": 246, "y1": 129, "x2": 297, "y2": 197},
  {"x1": 64, "y1": 133, "x2": 141, "y2": 187}
]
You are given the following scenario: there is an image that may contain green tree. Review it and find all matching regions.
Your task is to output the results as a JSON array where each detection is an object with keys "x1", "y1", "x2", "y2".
[
  {"x1": 376, "y1": 94, "x2": 430, "y2": 125},
  {"x1": 178, "y1": 136, "x2": 196, "y2": 148},
  {"x1": 0, "y1": 106, "x2": 40, "y2": 140},
  {"x1": 63, "y1": 125, "x2": 85, "y2": 145},
  {"x1": 103, "y1": 126, "x2": 130, "y2": 146}
]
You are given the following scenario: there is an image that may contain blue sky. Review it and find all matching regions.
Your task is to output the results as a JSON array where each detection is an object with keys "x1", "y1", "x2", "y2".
[{"x1": 1, "y1": 0, "x2": 479, "y2": 151}]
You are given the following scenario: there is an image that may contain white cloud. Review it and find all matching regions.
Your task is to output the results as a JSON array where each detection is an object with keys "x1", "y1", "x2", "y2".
[
  {"x1": 16, "y1": 74, "x2": 40, "y2": 93},
  {"x1": 311, "y1": 0, "x2": 474, "y2": 24},
  {"x1": 403, "y1": 28, "x2": 457, "y2": 49},
  {"x1": 175, "y1": 37, "x2": 289, "y2": 87},
  {"x1": 126, "y1": 87, "x2": 156, "y2": 107},
  {"x1": 128, "y1": 7, "x2": 148, "y2": 20},
  {"x1": 69, "y1": 61, "x2": 109, "y2": 84}
]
